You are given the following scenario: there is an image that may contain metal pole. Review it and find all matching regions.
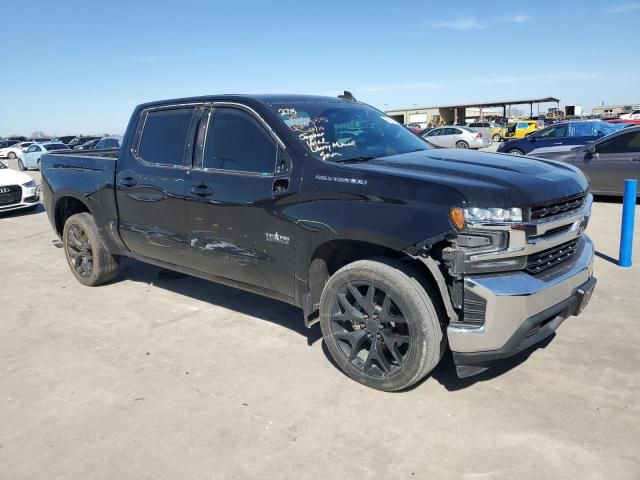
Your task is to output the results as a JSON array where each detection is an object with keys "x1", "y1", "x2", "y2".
[{"x1": 619, "y1": 179, "x2": 638, "y2": 267}]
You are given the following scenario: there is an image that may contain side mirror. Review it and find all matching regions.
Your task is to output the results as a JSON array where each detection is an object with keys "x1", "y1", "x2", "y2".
[
  {"x1": 528, "y1": 135, "x2": 536, "y2": 142},
  {"x1": 587, "y1": 144, "x2": 596, "y2": 155}
]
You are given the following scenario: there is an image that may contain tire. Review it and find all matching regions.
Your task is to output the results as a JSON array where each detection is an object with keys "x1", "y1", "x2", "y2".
[
  {"x1": 18, "y1": 159, "x2": 26, "y2": 171},
  {"x1": 37, "y1": 159, "x2": 41, "y2": 171},
  {"x1": 492, "y1": 134, "x2": 502, "y2": 142},
  {"x1": 63, "y1": 212, "x2": 119, "y2": 286},
  {"x1": 319, "y1": 258, "x2": 443, "y2": 391},
  {"x1": 455, "y1": 141, "x2": 469, "y2": 149},
  {"x1": 8, "y1": 152, "x2": 16, "y2": 159},
  {"x1": 508, "y1": 149, "x2": 524, "y2": 156}
]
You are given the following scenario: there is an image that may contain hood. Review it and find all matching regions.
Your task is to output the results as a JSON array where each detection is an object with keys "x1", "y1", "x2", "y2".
[
  {"x1": 0, "y1": 167, "x2": 34, "y2": 186},
  {"x1": 342, "y1": 149, "x2": 588, "y2": 207}
]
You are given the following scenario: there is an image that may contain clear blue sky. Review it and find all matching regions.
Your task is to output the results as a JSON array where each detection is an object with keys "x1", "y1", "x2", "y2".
[{"x1": 1, "y1": 0, "x2": 639, "y2": 136}]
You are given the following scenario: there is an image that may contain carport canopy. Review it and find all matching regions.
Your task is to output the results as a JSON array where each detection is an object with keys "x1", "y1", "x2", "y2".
[{"x1": 386, "y1": 97, "x2": 561, "y2": 124}]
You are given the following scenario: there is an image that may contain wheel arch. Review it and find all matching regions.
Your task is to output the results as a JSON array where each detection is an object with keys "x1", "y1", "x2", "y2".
[
  {"x1": 301, "y1": 237, "x2": 452, "y2": 328},
  {"x1": 53, "y1": 194, "x2": 92, "y2": 236}
]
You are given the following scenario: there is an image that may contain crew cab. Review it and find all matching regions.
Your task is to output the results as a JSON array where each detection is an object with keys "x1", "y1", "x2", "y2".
[{"x1": 40, "y1": 94, "x2": 596, "y2": 391}]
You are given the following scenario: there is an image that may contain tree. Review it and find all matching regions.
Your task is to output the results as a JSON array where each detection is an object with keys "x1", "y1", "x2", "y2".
[{"x1": 30, "y1": 131, "x2": 48, "y2": 139}]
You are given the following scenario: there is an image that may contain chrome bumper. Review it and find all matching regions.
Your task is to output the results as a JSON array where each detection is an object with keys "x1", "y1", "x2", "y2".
[{"x1": 448, "y1": 234, "x2": 595, "y2": 354}]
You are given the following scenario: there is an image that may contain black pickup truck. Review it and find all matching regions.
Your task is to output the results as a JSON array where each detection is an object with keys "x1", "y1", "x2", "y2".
[{"x1": 41, "y1": 94, "x2": 596, "y2": 391}]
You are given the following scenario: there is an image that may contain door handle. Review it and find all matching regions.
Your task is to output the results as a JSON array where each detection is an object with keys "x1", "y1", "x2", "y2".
[
  {"x1": 120, "y1": 176, "x2": 137, "y2": 187},
  {"x1": 631, "y1": 157, "x2": 640, "y2": 163},
  {"x1": 190, "y1": 185, "x2": 213, "y2": 196}
]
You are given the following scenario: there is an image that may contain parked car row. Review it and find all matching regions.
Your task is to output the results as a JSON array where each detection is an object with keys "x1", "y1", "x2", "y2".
[
  {"x1": 496, "y1": 121, "x2": 629, "y2": 156},
  {"x1": 0, "y1": 136, "x2": 123, "y2": 170}
]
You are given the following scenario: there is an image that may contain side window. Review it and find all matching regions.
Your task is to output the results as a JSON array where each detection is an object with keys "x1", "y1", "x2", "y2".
[
  {"x1": 137, "y1": 107, "x2": 195, "y2": 166},
  {"x1": 568, "y1": 124, "x2": 593, "y2": 137},
  {"x1": 202, "y1": 108, "x2": 277, "y2": 174},
  {"x1": 426, "y1": 129, "x2": 440, "y2": 136},
  {"x1": 34, "y1": 146, "x2": 42, "y2": 152},
  {"x1": 516, "y1": 122, "x2": 528, "y2": 129},
  {"x1": 597, "y1": 132, "x2": 640, "y2": 154},
  {"x1": 26, "y1": 145, "x2": 36, "y2": 153}
]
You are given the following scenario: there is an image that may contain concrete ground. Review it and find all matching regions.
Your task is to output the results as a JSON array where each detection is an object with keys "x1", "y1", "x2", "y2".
[{"x1": 1, "y1": 160, "x2": 639, "y2": 479}]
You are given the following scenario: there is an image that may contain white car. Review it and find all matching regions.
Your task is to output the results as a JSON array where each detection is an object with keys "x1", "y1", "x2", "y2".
[
  {"x1": 619, "y1": 109, "x2": 640, "y2": 120},
  {"x1": 0, "y1": 141, "x2": 35, "y2": 159},
  {"x1": 18, "y1": 142, "x2": 70, "y2": 170},
  {"x1": 0, "y1": 162, "x2": 39, "y2": 213},
  {"x1": 422, "y1": 126, "x2": 492, "y2": 149}
]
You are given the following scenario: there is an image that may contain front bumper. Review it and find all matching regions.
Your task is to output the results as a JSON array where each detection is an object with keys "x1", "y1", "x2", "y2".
[
  {"x1": 0, "y1": 185, "x2": 40, "y2": 213},
  {"x1": 448, "y1": 234, "x2": 595, "y2": 377}
]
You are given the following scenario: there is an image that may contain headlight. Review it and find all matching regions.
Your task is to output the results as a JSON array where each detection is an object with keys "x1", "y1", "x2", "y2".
[
  {"x1": 22, "y1": 180, "x2": 36, "y2": 188},
  {"x1": 450, "y1": 207, "x2": 522, "y2": 228}
]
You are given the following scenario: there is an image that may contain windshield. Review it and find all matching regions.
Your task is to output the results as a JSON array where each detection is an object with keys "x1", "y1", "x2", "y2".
[{"x1": 267, "y1": 101, "x2": 431, "y2": 161}]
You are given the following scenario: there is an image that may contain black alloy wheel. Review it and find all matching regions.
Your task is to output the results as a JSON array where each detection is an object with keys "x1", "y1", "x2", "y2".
[
  {"x1": 328, "y1": 281, "x2": 411, "y2": 378},
  {"x1": 66, "y1": 223, "x2": 93, "y2": 278}
]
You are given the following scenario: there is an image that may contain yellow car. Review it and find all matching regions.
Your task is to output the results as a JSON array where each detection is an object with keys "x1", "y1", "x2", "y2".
[{"x1": 490, "y1": 121, "x2": 539, "y2": 142}]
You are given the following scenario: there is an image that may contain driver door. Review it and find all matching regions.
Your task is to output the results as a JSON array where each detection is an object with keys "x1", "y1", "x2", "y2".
[
  {"x1": 424, "y1": 128, "x2": 445, "y2": 147},
  {"x1": 575, "y1": 130, "x2": 640, "y2": 193}
]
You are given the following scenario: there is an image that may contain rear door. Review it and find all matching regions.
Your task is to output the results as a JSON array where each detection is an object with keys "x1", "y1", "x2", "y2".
[
  {"x1": 575, "y1": 130, "x2": 640, "y2": 193},
  {"x1": 115, "y1": 105, "x2": 198, "y2": 265},
  {"x1": 183, "y1": 104, "x2": 300, "y2": 298}
]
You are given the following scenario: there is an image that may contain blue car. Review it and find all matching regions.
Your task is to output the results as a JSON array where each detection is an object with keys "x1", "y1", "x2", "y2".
[{"x1": 496, "y1": 121, "x2": 629, "y2": 156}]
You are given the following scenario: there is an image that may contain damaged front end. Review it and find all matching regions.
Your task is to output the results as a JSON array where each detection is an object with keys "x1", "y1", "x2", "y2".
[{"x1": 407, "y1": 195, "x2": 596, "y2": 378}]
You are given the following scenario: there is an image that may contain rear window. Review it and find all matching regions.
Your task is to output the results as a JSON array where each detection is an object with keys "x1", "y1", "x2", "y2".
[
  {"x1": 137, "y1": 108, "x2": 194, "y2": 166},
  {"x1": 46, "y1": 144, "x2": 70, "y2": 151}
]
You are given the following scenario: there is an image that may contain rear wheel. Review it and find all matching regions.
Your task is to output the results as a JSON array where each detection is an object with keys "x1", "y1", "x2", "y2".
[
  {"x1": 508, "y1": 148, "x2": 524, "y2": 156},
  {"x1": 492, "y1": 134, "x2": 502, "y2": 142},
  {"x1": 455, "y1": 141, "x2": 469, "y2": 149},
  {"x1": 8, "y1": 152, "x2": 16, "y2": 159},
  {"x1": 17, "y1": 159, "x2": 26, "y2": 171},
  {"x1": 319, "y1": 259, "x2": 443, "y2": 391},
  {"x1": 63, "y1": 213, "x2": 119, "y2": 286}
]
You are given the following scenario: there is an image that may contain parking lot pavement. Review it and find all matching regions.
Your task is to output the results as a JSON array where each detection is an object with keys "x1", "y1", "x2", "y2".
[{"x1": 1, "y1": 177, "x2": 639, "y2": 479}]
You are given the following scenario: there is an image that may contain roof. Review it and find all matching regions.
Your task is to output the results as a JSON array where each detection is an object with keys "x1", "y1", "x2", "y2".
[{"x1": 137, "y1": 94, "x2": 353, "y2": 110}]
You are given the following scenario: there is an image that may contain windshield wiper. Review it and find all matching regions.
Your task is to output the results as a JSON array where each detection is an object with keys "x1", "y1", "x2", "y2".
[{"x1": 334, "y1": 156, "x2": 377, "y2": 164}]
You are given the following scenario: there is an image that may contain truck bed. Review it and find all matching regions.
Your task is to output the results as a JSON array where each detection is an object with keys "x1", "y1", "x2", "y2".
[{"x1": 40, "y1": 148, "x2": 121, "y2": 254}]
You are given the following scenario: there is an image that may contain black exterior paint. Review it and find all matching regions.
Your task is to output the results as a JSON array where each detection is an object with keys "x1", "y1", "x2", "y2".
[{"x1": 40, "y1": 94, "x2": 589, "y2": 311}]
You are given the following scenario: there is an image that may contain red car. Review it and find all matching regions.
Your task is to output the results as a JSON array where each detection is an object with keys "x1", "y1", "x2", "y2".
[{"x1": 606, "y1": 119, "x2": 640, "y2": 125}]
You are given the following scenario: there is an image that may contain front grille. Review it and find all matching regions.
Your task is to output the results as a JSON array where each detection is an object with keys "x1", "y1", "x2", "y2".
[
  {"x1": 526, "y1": 239, "x2": 580, "y2": 274},
  {"x1": 530, "y1": 192, "x2": 586, "y2": 220},
  {"x1": 0, "y1": 185, "x2": 21, "y2": 207}
]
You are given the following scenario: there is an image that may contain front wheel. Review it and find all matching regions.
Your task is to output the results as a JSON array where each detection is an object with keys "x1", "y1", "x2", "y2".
[
  {"x1": 508, "y1": 149, "x2": 524, "y2": 156},
  {"x1": 18, "y1": 159, "x2": 26, "y2": 171},
  {"x1": 37, "y1": 159, "x2": 41, "y2": 171},
  {"x1": 63, "y1": 212, "x2": 119, "y2": 286},
  {"x1": 319, "y1": 259, "x2": 443, "y2": 391}
]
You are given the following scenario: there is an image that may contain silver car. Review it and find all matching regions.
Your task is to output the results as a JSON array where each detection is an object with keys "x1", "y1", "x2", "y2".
[{"x1": 422, "y1": 126, "x2": 492, "y2": 149}]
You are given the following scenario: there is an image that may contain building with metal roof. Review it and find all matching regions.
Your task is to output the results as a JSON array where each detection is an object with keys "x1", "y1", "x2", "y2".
[{"x1": 385, "y1": 97, "x2": 560, "y2": 126}]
